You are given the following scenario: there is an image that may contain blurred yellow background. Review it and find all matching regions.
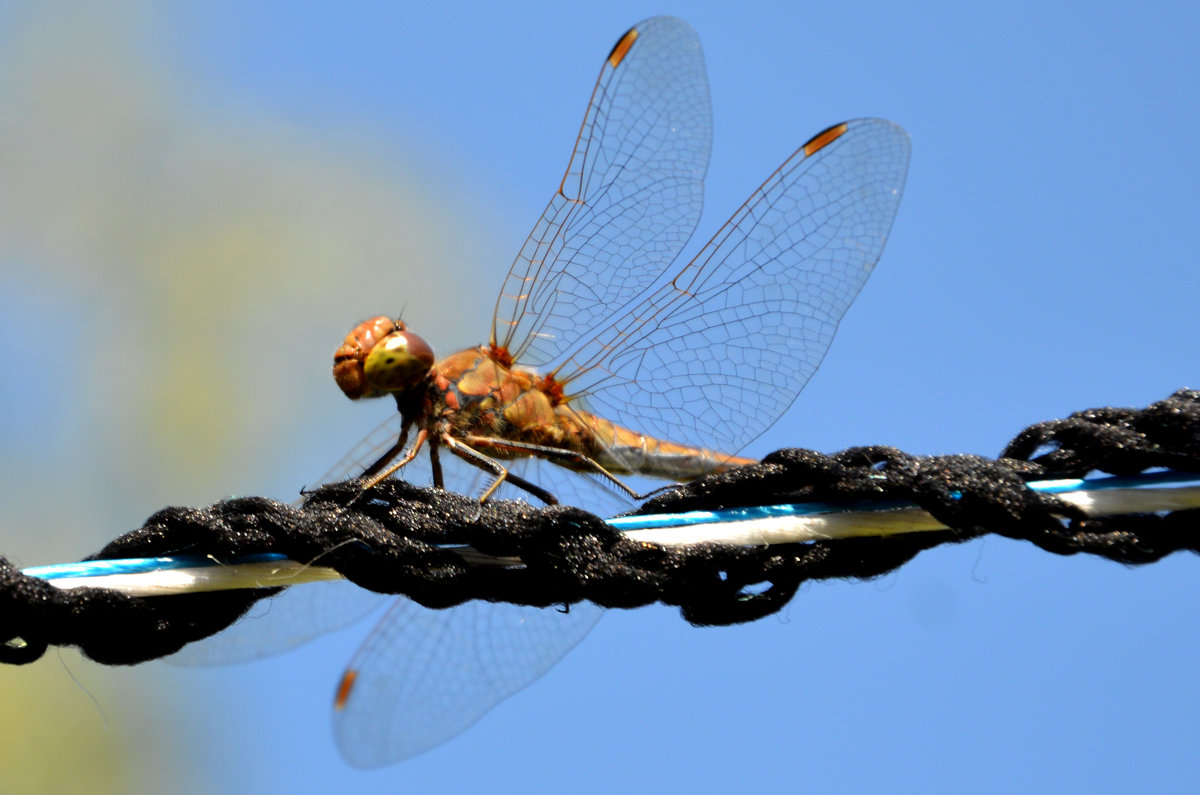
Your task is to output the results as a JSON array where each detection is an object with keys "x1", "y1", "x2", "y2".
[{"x1": 0, "y1": 4, "x2": 494, "y2": 790}]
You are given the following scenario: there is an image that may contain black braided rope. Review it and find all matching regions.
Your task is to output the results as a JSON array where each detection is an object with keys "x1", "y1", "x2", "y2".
[{"x1": 3, "y1": 389, "x2": 1198, "y2": 666}]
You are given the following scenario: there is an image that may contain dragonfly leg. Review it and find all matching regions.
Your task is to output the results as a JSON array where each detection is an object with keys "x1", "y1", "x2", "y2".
[
  {"x1": 501, "y1": 471, "x2": 560, "y2": 505},
  {"x1": 360, "y1": 427, "x2": 429, "y2": 491},
  {"x1": 461, "y1": 434, "x2": 640, "y2": 499},
  {"x1": 441, "y1": 434, "x2": 558, "y2": 505},
  {"x1": 428, "y1": 438, "x2": 444, "y2": 489},
  {"x1": 358, "y1": 421, "x2": 412, "y2": 480}
]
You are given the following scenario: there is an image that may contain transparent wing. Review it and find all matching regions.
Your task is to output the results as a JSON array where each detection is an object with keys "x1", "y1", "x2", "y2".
[
  {"x1": 334, "y1": 594, "x2": 602, "y2": 768},
  {"x1": 321, "y1": 447, "x2": 616, "y2": 767},
  {"x1": 169, "y1": 423, "x2": 611, "y2": 766},
  {"x1": 174, "y1": 22, "x2": 909, "y2": 768},
  {"x1": 166, "y1": 579, "x2": 388, "y2": 665},
  {"x1": 553, "y1": 118, "x2": 911, "y2": 455},
  {"x1": 166, "y1": 416, "x2": 408, "y2": 666},
  {"x1": 180, "y1": 11, "x2": 710, "y2": 676},
  {"x1": 493, "y1": 16, "x2": 713, "y2": 367}
]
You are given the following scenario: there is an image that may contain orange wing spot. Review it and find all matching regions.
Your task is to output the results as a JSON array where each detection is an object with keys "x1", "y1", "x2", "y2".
[
  {"x1": 334, "y1": 670, "x2": 358, "y2": 711},
  {"x1": 607, "y1": 27, "x2": 639, "y2": 68},
  {"x1": 803, "y1": 122, "x2": 849, "y2": 157}
]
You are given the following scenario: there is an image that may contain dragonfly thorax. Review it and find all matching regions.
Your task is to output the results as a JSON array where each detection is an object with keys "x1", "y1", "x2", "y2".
[{"x1": 333, "y1": 316, "x2": 435, "y2": 400}]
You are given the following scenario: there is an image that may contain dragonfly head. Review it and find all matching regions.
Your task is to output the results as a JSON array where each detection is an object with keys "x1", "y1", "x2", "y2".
[{"x1": 333, "y1": 316, "x2": 435, "y2": 400}]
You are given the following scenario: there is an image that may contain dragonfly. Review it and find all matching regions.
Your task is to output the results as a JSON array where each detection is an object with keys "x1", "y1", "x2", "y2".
[{"x1": 172, "y1": 16, "x2": 910, "y2": 767}]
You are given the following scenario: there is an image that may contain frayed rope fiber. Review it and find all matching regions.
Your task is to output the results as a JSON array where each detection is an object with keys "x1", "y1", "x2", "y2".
[{"x1": 3, "y1": 389, "x2": 1198, "y2": 666}]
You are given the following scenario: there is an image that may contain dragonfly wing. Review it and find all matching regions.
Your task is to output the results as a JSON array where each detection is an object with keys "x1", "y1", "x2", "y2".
[
  {"x1": 556, "y1": 118, "x2": 912, "y2": 455},
  {"x1": 166, "y1": 415, "x2": 409, "y2": 664},
  {"x1": 333, "y1": 596, "x2": 603, "y2": 767},
  {"x1": 320, "y1": 450, "x2": 624, "y2": 765},
  {"x1": 171, "y1": 439, "x2": 613, "y2": 758},
  {"x1": 493, "y1": 16, "x2": 713, "y2": 367},
  {"x1": 305, "y1": 413, "x2": 405, "y2": 492},
  {"x1": 166, "y1": 579, "x2": 388, "y2": 665}
]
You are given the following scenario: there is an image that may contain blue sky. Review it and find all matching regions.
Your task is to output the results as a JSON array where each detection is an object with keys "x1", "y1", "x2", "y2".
[{"x1": 1, "y1": 1, "x2": 1198, "y2": 792}]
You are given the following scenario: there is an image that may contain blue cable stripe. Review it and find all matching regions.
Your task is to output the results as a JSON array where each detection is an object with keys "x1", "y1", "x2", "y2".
[{"x1": 22, "y1": 471, "x2": 1200, "y2": 581}]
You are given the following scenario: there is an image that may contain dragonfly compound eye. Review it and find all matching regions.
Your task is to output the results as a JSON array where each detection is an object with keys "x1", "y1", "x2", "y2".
[
  {"x1": 362, "y1": 329, "x2": 436, "y2": 394},
  {"x1": 333, "y1": 316, "x2": 408, "y2": 399}
]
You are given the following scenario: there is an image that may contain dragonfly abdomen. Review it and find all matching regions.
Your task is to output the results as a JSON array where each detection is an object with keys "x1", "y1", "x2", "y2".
[{"x1": 574, "y1": 409, "x2": 754, "y2": 481}]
